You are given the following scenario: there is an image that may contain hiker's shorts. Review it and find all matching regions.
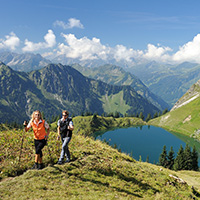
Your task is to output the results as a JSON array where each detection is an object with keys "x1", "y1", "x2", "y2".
[{"x1": 34, "y1": 139, "x2": 46, "y2": 157}]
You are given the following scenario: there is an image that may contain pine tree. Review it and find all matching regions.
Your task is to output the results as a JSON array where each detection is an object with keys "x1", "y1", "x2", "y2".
[
  {"x1": 162, "y1": 108, "x2": 168, "y2": 115},
  {"x1": 153, "y1": 112, "x2": 158, "y2": 118},
  {"x1": 183, "y1": 144, "x2": 193, "y2": 170},
  {"x1": 139, "y1": 112, "x2": 144, "y2": 120},
  {"x1": 159, "y1": 145, "x2": 168, "y2": 168},
  {"x1": 167, "y1": 146, "x2": 175, "y2": 169},
  {"x1": 173, "y1": 145, "x2": 185, "y2": 171},
  {"x1": 145, "y1": 113, "x2": 152, "y2": 122},
  {"x1": 114, "y1": 111, "x2": 120, "y2": 118},
  {"x1": 192, "y1": 145, "x2": 199, "y2": 171}
]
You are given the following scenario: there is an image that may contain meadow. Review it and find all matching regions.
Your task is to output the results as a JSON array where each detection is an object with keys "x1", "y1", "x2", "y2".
[{"x1": 0, "y1": 116, "x2": 200, "y2": 199}]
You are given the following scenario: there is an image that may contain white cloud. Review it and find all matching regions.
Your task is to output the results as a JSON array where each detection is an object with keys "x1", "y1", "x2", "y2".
[
  {"x1": 0, "y1": 32, "x2": 20, "y2": 50},
  {"x1": 173, "y1": 34, "x2": 200, "y2": 63},
  {"x1": 143, "y1": 44, "x2": 172, "y2": 62},
  {"x1": 3, "y1": 29, "x2": 200, "y2": 65},
  {"x1": 54, "y1": 33, "x2": 200, "y2": 65},
  {"x1": 44, "y1": 30, "x2": 56, "y2": 47},
  {"x1": 56, "y1": 33, "x2": 172, "y2": 63},
  {"x1": 30, "y1": 32, "x2": 200, "y2": 64},
  {"x1": 57, "y1": 33, "x2": 147, "y2": 62},
  {"x1": 54, "y1": 18, "x2": 84, "y2": 29},
  {"x1": 57, "y1": 33, "x2": 109, "y2": 60},
  {"x1": 112, "y1": 45, "x2": 143, "y2": 62},
  {"x1": 22, "y1": 30, "x2": 56, "y2": 52}
]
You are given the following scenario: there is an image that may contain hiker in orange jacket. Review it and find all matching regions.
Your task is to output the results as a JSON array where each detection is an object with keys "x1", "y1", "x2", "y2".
[{"x1": 24, "y1": 110, "x2": 50, "y2": 170}]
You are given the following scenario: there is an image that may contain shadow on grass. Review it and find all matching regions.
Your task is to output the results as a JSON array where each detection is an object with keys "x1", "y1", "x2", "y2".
[
  {"x1": 78, "y1": 175, "x2": 143, "y2": 198},
  {"x1": 52, "y1": 153, "x2": 160, "y2": 197},
  {"x1": 77, "y1": 168, "x2": 159, "y2": 198},
  {"x1": 48, "y1": 162, "x2": 146, "y2": 197},
  {"x1": 49, "y1": 159, "x2": 159, "y2": 198},
  {"x1": 192, "y1": 186, "x2": 200, "y2": 198}
]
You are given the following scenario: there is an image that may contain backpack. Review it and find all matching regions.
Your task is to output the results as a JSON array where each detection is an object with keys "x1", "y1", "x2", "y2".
[{"x1": 59, "y1": 117, "x2": 72, "y2": 137}]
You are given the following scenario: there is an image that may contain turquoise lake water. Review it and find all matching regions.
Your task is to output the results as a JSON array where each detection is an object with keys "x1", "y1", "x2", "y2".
[{"x1": 93, "y1": 125, "x2": 200, "y2": 165}]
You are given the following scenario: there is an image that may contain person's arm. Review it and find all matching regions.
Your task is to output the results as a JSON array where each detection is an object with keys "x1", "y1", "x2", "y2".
[
  {"x1": 44, "y1": 121, "x2": 50, "y2": 140},
  {"x1": 68, "y1": 121, "x2": 74, "y2": 131},
  {"x1": 24, "y1": 120, "x2": 32, "y2": 132},
  {"x1": 44, "y1": 128, "x2": 50, "y2": 140},
  {"x1": 46, "y1": 127, "x2": 50, "y2": 136},
  {"x1": 57, "y1": 126, "x2": 60, "y2": 140}
]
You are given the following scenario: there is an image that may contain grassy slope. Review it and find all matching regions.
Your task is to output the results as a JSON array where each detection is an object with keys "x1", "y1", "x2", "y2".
[
  {"x1": 51, "y1": 115, "x2": 145, "y2": 136},
  {"x1": 0, "y1": 116, "x2": 200, "y2": 199},
  {"x1": 100, "y1": 91, "x2": 131, "y2": 114},
  {"x1": 149, "y1": 96, "x2": 200, "y2": 141}
]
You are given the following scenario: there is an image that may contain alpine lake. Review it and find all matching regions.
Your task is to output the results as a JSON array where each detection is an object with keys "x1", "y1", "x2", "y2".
[{"x1": 93, "y1": 125, "x2": 200, "y2": 165}]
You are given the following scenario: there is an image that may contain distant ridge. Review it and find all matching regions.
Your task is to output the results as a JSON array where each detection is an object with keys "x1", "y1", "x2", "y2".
[
  {"x1": 72, "y1": 64, "x2": 169, "y2": 111},
  {"x1": 1, "y1": 51, "x2": 200, "y2": 108},
  {"x1": 0, "y1": 51, "x2": 51, "y2": 72},
  {"x1": 0, "y1": 62, "x2": 160, "y2": 123}
]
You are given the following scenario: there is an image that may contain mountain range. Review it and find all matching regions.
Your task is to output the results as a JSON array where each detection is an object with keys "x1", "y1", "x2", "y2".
[
  {"x1": 1, "y1": 51, "x2": 200, "y2": 108},
  {"x1": 126, "y1": 61, "x2": 200, "y2": 107},
  {"x1": 72, "y1": 64, "x2": 169, "y2": 111},
  {"x1": 0, "y1": 51, "x2": 50, "y2": 72},
  {"x1": 0, "y1": 62, "x2": 160, "y2": 123}
]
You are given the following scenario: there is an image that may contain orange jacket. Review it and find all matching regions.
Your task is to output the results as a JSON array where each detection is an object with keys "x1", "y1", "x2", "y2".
[{"x1": 31, "y1": 120, "x2": 47, "y2": 140}]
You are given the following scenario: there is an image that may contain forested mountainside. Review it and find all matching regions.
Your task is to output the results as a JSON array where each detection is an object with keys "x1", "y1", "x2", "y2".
[
  {"x1": 127, "y1": 61, "x2": 200, "y2": 107},
  {"x1": 72, "y1": 64, "x2": 169, "y2": 111},
  {"x1": 0, "y1": 62, "x2": 160, "y2": 123},
  {"x1": 2, "y1": 51, "x2": 200, "y2": 109}
]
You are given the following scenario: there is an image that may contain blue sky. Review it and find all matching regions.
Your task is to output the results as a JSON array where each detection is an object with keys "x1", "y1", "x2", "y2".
[{"x1": 1, "y1": 0, "x2": 200, "y2": 64}]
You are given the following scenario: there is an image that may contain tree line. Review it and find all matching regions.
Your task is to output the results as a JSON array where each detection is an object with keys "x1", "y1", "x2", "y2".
[
  {"x1": 79, "y1": 108, "x2": 169, "y2": 122},
  {"x1": 159, "y1": 144, "x2": 199, "y2": 171},
  {"x1": 1, "y1": 108, "x2": 169, "y2": 130}
]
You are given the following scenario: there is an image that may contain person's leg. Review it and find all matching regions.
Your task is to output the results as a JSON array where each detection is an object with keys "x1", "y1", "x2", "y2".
[
  {"x1": 58, "y1": 136, "x2": 71, "y2": 164},
  {"x1": 32, "y1": 140, "x2": 39, "y2": 169},
  {"x1": 35, "y1": 154, "x2": 40, "y2": 163},
  {"x1": 36, "y1": 139, "x2": 46, "y2": 169},
  {"x1": 58, "y1": 136, "x2": 65, "y2": 163},
  {"x1": 64, "y1": 137, "x2": 71, "y2": 162}
]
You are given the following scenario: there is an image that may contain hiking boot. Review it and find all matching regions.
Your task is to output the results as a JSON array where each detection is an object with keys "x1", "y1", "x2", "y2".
[
  {"x1": 65, "y1": 159, "x2": 70, "y2": 163},
  {"x1": 38, "y1": 163, "x2": 44, "y2": 170},
  {"x1": 57, "y1": 160, "x2": 63, "y2": 165},
  {"x1": 31, "y1": 163, "x2": 38, "y2": 170}
]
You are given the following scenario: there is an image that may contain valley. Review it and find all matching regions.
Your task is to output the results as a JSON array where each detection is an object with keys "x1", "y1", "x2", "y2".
[{"x1": 1, "y1": 52, "x2": 200, "y2": 198}]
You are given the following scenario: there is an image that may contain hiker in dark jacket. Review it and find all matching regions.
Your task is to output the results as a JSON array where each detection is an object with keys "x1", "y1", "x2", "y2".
[
  {"x1": 24, "y1": 110, "x2": 50, "y2": 170},
  {"x1": 57, "y1": 110, "x2": 74, "y2": 164}
]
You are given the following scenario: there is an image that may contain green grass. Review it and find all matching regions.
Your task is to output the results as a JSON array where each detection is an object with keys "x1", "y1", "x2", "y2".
[
  {"x1": 149, "y1": 96, "x2": 200, "y2": 141},
  {"x1": 51, "y1": 115, "x2": 145, "y2": 136},
  {"x1": 100, "y1": 91, "x2": 131, "y2": 114},
  {"x1": 0, "y1": 116, "x2": 200, "y2": 199}
]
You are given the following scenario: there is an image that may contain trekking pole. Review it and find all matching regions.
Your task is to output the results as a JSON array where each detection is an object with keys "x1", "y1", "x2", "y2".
[{"x1": 19, "y1": 120, "x2": 27, "y2": 164}]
